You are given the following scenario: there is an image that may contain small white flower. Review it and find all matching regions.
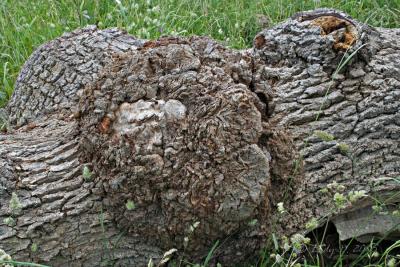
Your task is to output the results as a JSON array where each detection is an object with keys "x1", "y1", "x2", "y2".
[
  {"x1": 291, "y1": 233, "x2": 305, "y2": 245},
  {"x1": 337, "y1": 184, "x2": 346, "y2": 192},
  {"x1": 0, "y1": 248, "x2": 12, "y2": 261},
  {"x1": 283, "y1": 242, "x2": 291, "y2": 251},
  {"x1": 327, "y1": 181, "x2": 336, "y2": 189},
  {"x1": 158, "y1": 248, "x2": 177, "y2": 265},
  {"x1": 348, "y1": 190, "x2": 367, "y2": 203},
  {"x1": 127, "y1": 22, "x2": 136, "y2": 31},
  {"x1": 306, "y1": 218, "x2": 318, "y2": 230},
  {"x1": 82, "y1": 10, "x2": 90, "y2": 19},
  {"x1": 275, "y1": 254, "x2": 283, "y2": 263},
  {"x1": 371, "y1": 251, "x2": 379, "y2": 258},
  {"x1": 218, "y1": 28, "x2": 223, "y2": 35},
  {"x1": 184, "y1": 236, "x2": 189, "y2": 244},
  {"x1": 277, "y1": 202, "x2": 286, "y2": 214},
  {"x1": 234, "y1": 22, "x2": 240, "y2": 29},
  {"x1": 144, "y1": 16, "x2": 152, "y2": 23},
  {"x1": 388, "y1": 258, "x2": 397, "y2": 267},
  {"x1": 334, "y1": 192, "x2": 347, "y2": 209},
  {"x1": 189, "y1": 221, "x2": 200, "y2": 232}
]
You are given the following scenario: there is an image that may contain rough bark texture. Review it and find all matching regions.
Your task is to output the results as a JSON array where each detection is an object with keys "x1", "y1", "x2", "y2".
[
  {"x1": 253, "y1": 9, "x2": 400, "y2": 238},
  {"x1": 6, "y1": 26, "x2": 145, "y2": 127},
  {"x1": 1, "y1": 9, "x2": 399, "y2": 266}
]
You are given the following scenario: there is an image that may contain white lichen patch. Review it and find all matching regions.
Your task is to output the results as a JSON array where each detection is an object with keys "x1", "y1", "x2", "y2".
[
  {"x1": 112, "y1": 99, "x2": 186, "y2": 153},
  {"x1": 114, "y1": 99, "x2": 187, "y2": 132},
  {"x1": 115, "y1": 101, "x2": 163, "y2": 132},
  {"x1": 162, "y1": 99, "x2": 187, "y2": 120}
]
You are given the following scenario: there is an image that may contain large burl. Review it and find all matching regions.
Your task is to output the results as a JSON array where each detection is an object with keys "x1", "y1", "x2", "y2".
[{"x1": 1, "y1": 9, "x2": 399, "y2": 266}]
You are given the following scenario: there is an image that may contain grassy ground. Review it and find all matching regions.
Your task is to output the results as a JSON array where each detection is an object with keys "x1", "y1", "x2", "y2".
[
  {"x1": 0, "y1": 0, "x2": 399, "y2": 107},
  {"x1": 0, "y1": 1, "x2": 400, "y2": 266}
]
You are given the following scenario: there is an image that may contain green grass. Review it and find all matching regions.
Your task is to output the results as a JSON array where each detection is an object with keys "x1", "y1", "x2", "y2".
[
  {"x1": 0, "y1": 1, "x2": 400, "y2": 266},
  {"x1": 0, "y1": 0, "x2": 399, "y2": 107}
]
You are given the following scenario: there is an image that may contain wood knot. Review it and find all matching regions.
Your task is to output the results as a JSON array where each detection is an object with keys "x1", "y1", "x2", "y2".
[
  {"x1": 99, "y1": 116, "x2": 112, "y2": 134},
  {"x1": 254, "y1": 34, "x2": 266, "y2": 49}
]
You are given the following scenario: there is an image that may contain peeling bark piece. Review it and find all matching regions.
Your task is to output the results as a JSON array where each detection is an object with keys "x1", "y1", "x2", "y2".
[{"x1": 333, "y1": 206, "x2": 400, "y2": 242}]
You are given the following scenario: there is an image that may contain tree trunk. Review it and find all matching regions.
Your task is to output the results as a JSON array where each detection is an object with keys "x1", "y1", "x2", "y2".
[{"x1": 1, "y1": 8, "x2": 399, "y2": 266}]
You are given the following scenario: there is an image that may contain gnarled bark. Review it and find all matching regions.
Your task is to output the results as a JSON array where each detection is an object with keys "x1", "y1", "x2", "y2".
[{"x1": 1, "y1": 9, "x2": 399, "y2": 266}]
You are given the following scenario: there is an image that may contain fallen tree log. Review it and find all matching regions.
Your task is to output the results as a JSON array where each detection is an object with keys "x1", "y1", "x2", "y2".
[{"x1": 0, "y1": 8, "x2": 399, "y2": 266}]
